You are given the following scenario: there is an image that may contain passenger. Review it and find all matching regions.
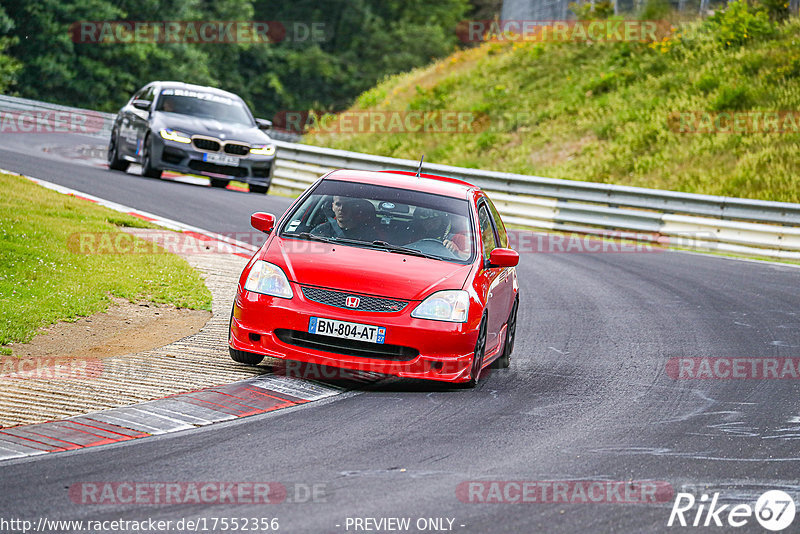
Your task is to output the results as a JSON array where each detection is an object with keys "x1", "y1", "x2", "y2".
[
  {"x1": 311, "y1": 196, "x2": 376, "y2": 241},
  {"x1": 161, "y1": 97, "x2": 176, "y2": 112}
]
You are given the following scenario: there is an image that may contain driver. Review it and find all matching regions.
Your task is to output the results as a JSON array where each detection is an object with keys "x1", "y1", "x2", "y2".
[
  {"x1": 410, "y1": 208, "x2": 470, "y2": 259},
  {"x1": 311, "y1": 196, "x2": 376, "y2": 241}
]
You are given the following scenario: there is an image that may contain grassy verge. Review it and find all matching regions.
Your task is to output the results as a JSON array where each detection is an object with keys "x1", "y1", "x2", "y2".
[
  {"x1": 306, "y1": 6, "x2": 800, "y2": 203},
  {"x1": 0, "y1": 173, "x2": 212, "y2": 352}
]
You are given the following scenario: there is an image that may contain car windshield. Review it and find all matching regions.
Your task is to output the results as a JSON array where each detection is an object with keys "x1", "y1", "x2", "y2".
[
  {"x1": 155, "y1": 89, "x2": 253, "y2": 126},
  {"x1": 281, "y1": 179, "x2": 475, "y2": 263}
]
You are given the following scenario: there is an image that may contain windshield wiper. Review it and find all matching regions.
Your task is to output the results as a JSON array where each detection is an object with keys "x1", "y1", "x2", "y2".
[
  {"x1": 293, "y1": 234, "x2": 440, "y2": 260},
  {"x1": 295, "y1": 233, "x2": 373, "y2": 248},
  {"x1": 295, "y1": 232, "x2": 336, "y2": 243},
  {"x1": 370, "y1": 241, "x2": 441, "y2": 260}
]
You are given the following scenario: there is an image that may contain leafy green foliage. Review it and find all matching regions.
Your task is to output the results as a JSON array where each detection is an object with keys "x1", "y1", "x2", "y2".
[
  {"x1": 1, "y1": 0, "x2": 470, "y2": 117},
  {"x1": 703, "y1": 0, "x2": 776, "y2": 47},
  {"x1": 0, "y1": 6, "x2": 20, "y2": 92}
]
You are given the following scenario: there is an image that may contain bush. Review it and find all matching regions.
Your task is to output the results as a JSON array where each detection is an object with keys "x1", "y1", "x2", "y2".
[
  {"x1": 711, "y1": 85, "x2": 755, "y2": 110},
  {"x1": 704, "y1": 0, "x2": 776, "y2": 48},
  {"x1": 696, "y1": 73, "x2": 720, "y2": 93},
  {"x1": 639, "y1": 0, "x2": 672, "y2": 20},
  {"x1": 758, "y1": 0, "x2": 791, "y2": 22},
  {"x1": 569, "y1": 0, "x2": 615, "y2": 20}
]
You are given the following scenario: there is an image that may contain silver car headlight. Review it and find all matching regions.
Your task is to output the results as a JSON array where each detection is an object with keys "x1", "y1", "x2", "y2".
[
  {"x1": 159, "y1": 128, "x2": 191, "y2": 144},
  {"x1": 250, "y1": 144, "x2": 276, "y2": 156},
  {"x1": 244, "y1": 260, "x2": 293, "y2": 299},
  {"x1": 411, "y1": 290, "x2": 470, "y2": 323}
]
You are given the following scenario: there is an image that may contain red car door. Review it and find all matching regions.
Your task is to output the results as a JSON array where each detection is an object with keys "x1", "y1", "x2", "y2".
[{"x1": 476, "y1": 201, "x2": 507, "y2": 357}]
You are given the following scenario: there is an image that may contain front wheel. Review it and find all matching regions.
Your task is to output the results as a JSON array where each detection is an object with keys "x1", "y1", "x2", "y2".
[
  {"x1": 249, "y1": 183, "x2": 269, "y2": 194},
  {"x1": 141, "y1": 135, "x2": 162, "y2": 179},
  {"x1": 460, "y1": 318, "x2": 486, "y2": 389},
  {"x1": 107, "y1": 133, "x2": 129, "y2": 171},
  {"x1": 210, "y1": 178, "x2": 229, "y2": 189},
  {"x1": 229, "y1": 348, "x2": 264, "y2": 365},
  {"x1": 492, "y1": 297, "x2": 518, "y2": 369}
]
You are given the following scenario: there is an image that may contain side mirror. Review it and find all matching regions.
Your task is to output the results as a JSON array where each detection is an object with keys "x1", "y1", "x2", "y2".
[
  {"x1": 256, "y1": 118, "x2": 272, "y2": 131},
  {"x1": 132, "y1": 99, "x2": 152, "y2": 111},
  {"x1": 251, "y1": 212, "x2": 276, "y2": 234},
  {"x1": 488, "y1": 248, "x2": 519, "y2": 268}
]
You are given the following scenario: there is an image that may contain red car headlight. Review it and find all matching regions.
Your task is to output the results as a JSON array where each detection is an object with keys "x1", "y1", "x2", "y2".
[
  {"x1": 244, "y1": 260, "x2": 293, "y2": 299},
  {"x1": 411, "y1": 290, "x2": 470, "y2": 323}
]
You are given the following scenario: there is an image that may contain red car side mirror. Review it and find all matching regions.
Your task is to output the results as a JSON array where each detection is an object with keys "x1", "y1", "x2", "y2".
[
  {"x1": 489, "y1": 248, "x2": 519, "y2": 268},
  {"x1": 251, "y1": 212, "x2": 275, "y2": 234}
]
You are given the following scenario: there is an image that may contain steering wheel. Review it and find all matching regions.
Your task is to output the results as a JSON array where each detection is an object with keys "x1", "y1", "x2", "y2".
[{"x1": 408, "y1": 238, "x2": 458, "y2": 259}]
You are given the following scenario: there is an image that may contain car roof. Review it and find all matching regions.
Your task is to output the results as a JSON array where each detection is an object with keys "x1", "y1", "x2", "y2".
[
  {"x1": 152, "y1": 81, "x2": 242, "y2": 100},
  {"x1": 323, "y1": 169, "x2": 478, "y2": 199}
]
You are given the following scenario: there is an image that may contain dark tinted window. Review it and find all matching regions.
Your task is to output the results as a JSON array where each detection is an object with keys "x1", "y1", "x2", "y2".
[
  {"x1": 478, "y1": 204, "x2": 497, "y2": 260},
  {"x1": 486, "y1": 197, "x2": 508, "y2": 248},
  {"x1": 156, "y1": 89, "x2": 253, "y2": 126}
]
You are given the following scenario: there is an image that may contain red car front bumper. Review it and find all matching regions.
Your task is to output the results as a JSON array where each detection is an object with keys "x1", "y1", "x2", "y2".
[{"x1": 229, "y1": 283, "x2": 481, "y2": 383}]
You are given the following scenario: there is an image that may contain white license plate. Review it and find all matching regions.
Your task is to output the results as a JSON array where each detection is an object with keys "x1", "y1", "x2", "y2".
[
  {"x1": 203, "y1": 153, "x2": 240, "y2": 166},
  {"x1": 309, "y1": 317, "x2": 386, "y2": 344}
]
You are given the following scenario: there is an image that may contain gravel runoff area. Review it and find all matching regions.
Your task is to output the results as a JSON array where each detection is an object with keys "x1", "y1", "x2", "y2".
[{"x1": 0, "y1": 231, "x2": 272, "y2": 428}]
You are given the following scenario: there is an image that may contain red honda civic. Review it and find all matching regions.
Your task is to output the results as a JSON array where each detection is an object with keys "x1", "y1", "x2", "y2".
[{"x1": 228, "y1": 169, "x2": 519, "y2": 386}]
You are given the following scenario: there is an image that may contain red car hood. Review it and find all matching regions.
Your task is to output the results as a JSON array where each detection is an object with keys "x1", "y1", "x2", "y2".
[{"x1": 262, "y1": 237, "x2": 473, "y2": 301}]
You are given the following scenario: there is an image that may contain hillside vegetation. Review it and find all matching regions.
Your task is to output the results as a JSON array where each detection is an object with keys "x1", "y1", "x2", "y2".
[{"x1": 307, "y1": 2, "x2": 800, "y2": 202}]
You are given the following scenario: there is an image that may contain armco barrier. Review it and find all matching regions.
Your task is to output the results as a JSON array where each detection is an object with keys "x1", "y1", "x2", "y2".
[{"x1": 3, "y1": 94, "x2": 799, "y2": 259}]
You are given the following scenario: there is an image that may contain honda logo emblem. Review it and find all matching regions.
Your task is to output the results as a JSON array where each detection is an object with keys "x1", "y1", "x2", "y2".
[{"x1": 345, "y1": 296, "x2": 360, "y2": 308}]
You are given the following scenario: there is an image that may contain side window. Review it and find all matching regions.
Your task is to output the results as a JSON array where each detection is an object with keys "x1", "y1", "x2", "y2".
[
  {"x1": 142, "y1": 86, "x2": 156, "y2": 103},
  {"x1": 130, "y1": 87, "x2": 146, "y2": 103},
  {"x1": 478, "y1": 204, "x2": 497, "y2": 261},
  {"x1": 486, "y1": 197, "x2": 508, "y2": 248}
]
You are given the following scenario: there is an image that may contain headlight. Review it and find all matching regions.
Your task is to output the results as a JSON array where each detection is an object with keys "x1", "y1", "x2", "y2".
[
  {"x1": 243, "y1": 260, "x2": 293, "y2": 299},
  {"x1": 411, "y1": 290, "x2": 470, "y2": 323},
  {"x1": 159, "y1": 128, "x2": 191, "y2": 144},
  {"x1": 250, "y1": 144, "x2": 276, "y2": 156}
]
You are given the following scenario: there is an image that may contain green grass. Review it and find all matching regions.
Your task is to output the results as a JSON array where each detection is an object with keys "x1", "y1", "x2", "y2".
[
  {"x1": 0, "y1": 173, "x2": 212, "y2": 347},
  {"x1": 306, "y1": 10, "x2": 800, "y2": 203}
]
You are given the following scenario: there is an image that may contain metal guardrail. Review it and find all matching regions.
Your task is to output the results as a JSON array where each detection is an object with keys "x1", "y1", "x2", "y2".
[
  {"x1": 3, "y1": 94, "x2": 799, "y2": 259},
  {"x1": 271, "y1": 141, "x2": 800, "y2": 259},
  {"x1": 0, "y1": 94, "x2": 300, "y2": 142}
]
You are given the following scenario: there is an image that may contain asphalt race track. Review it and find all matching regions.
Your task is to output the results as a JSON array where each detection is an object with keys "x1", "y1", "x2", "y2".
[{"x1": 1, "y1": 132, "x2": 799, "y2": 533}]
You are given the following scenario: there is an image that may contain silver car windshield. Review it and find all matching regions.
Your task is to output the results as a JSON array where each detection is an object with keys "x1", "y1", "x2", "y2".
[{"x1": 156, "y1": 89, "x2": 253, "y2": 126}]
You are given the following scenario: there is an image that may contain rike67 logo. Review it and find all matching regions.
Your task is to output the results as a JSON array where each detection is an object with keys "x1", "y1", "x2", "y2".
[{"x1": 668, "y1": 490, "x2": 796, "y2": 531}]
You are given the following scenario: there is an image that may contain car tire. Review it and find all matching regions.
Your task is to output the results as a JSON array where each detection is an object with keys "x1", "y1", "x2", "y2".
[
  {"x1": 460, "y1": 318, "x2": 487, "y2": 389},
  {"x1": 249, "y1": 183, "x2": 269, "y2": 194},
  {"x1": 210, "y1": 178, "x2": 229, "y2": 189},
  {"x1": 492, "y1": 297, "x2": 518, "y2": 369},
  {"x1": 229, "y1": 348, "x2": 264, "y2": 365},
  {"x1": 141, "y1": 134, "x2": 162, "y2": 179},
  {"x1": 107, "y1": 133, "x2": 129, "y2": 171}
]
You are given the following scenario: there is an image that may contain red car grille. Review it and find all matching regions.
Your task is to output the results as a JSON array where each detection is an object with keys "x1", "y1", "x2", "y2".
[
  {"x1": 301, "y1": 286, "x2": 408, "y2": 313},
  {"x1": 274, "y1": 329, "x2": 419, "y2": 361}
]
